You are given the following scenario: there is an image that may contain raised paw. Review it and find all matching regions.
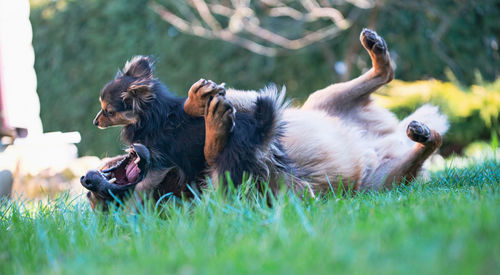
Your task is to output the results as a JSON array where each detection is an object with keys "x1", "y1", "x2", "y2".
[
  {"x1": 360, "y1": 28, "x2": 387, "y2": 55},
  {"x1": 359, "y1": 28, "x2": 393, "y2": 81},
  {"x1": 204, "y1": 94, "x2": 235, "y2": 165},
  {"x1": 205, "y1": 94, "x2": 235, "y2": 136},
  {"x1": 184, "y1": 78, "x2": 226, "y2": 117},
  {"x1": 406, "y1": 121, "x2": 431, "y2": 143}
]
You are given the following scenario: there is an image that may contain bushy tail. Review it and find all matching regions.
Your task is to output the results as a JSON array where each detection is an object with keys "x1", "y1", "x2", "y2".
[
  {"x1": 399, "y1": 104, "x2": 449, "y2": 135},
  {"x1": 253, "y1": 84, "x2": 288, "y2": 146}
]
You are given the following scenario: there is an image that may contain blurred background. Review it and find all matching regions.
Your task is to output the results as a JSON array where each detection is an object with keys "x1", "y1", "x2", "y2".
[{"x1": 0, "y1": 0, "x2": 499, "y2": 198}]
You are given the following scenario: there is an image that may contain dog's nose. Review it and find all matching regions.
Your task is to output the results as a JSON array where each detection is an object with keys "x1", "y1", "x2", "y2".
[{"x1": 93, "y1": 119, "x2": 99, "y2": 126}]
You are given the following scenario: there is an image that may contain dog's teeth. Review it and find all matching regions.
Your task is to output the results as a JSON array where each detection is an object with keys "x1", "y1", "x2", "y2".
[
  {"x1": 109, "y1": 178, "x2": 117, "y2": 184},
  {"x1": 134, "y1": 157, "x2": 141, "y2": 164},
  {"x1": 125, "y1": 148, "x2": 133, "y2": 153}
]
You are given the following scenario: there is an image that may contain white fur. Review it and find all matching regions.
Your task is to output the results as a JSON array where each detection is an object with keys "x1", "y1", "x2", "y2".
[{"x1": 399, "y1": 104, "x2": 449, "y2": 135}]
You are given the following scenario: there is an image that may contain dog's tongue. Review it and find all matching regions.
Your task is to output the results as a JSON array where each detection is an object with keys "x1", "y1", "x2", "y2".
[{"x1": 126, "y1": 161, "x2": 140, "y2": 183}]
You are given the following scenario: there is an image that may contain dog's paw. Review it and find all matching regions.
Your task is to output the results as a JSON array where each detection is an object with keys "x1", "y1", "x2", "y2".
[
  {"x1": 407, "y1": 120, "x2": 431, "y2": 143},
  {"x1": 360, "y1": 28, "x2": 393, "y2": 81},
  {"x1": 205, "y1": 94, "x2": 235, "y2": 134},
  {"x1": 360, "y1": 28, "x2": 387, "y2": 55},
  {"x1": 184, "y1": 79, "x2": 226, "y2": 117},
  {"x1": 204, "y1": 94, "x2": 235, "y2": 164}
]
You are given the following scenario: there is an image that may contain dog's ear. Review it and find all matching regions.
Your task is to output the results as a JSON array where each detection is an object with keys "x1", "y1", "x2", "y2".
[
  {"x1": 121, "y1": 80, "x2": 155, "y2": 112},
  {"x1": 123, "y1": 56, "x2": 154, "y2": 79},
  {"x1": 120, "y1": 56, "x2": 156, "y2": 112}
]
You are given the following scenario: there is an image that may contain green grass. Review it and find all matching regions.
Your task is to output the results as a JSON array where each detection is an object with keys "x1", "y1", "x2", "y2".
[{"x1": 1, "y1": 159, "x2": 499, "y2": 274}]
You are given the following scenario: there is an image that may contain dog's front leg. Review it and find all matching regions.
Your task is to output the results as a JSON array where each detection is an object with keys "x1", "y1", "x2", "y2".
[
  {"x1": 184, "y1": 79, "x2": 226, "y2": 117},
  {"x1": 184, "y1": 79, "x2": 261, "y2": 117},
  {"x1": 203, "y1": 94, "x2": 236, "y2": 166}
]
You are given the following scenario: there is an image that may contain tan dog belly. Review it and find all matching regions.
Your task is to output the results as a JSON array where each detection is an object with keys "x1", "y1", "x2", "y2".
[{"x1": 281, "y1": 108, "x2": 375, "y2": 191}]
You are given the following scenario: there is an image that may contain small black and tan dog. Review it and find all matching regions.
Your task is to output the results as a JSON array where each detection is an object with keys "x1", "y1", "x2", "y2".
[
  {"x1": 82, "y1": 29, "x2": 448, "y2": 209},
  {"x1": 82, "y1": 55, "x2": 287, "y2": 209}
]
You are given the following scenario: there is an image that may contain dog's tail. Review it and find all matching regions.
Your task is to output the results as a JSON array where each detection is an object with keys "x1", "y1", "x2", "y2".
[
  {"x1": 399, "y1": 104, "x2": 449, "y2": 135},
  {"x1": 253, "y1": 84, "x2": 288, "y2": 146}
]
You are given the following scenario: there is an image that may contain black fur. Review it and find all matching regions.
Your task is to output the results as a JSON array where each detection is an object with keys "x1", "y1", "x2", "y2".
[
  {"x1": 120, "y1": 82, "x2": 207, "y2": 181},
  {"x1": 213, "y1": 96, "x2": 278, "y2": 187},
  {"x1": 99, "y1": 56, "x2": 285, "y2": 194}
]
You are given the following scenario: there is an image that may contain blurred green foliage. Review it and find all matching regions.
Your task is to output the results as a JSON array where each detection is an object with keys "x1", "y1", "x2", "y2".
[
  {"x1": 375, "y1": 79, "x2": 500, "y2": 155},
  {"x1": 29, "y1": 0, "x2": 500, "y2": 156}
]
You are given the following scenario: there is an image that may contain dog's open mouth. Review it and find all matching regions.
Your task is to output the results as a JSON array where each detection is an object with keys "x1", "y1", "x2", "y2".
[
  {"x1": 80, "y1": 144, "x2": 150, "y2": 196},
  {"x1": 101, "y1": 148, "x2": 142, "y2": 185}
]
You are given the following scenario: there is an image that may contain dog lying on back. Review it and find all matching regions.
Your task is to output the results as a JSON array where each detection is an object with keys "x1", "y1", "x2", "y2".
[{"x1": 81, "y1": 29, "x2": 448, "y2": 209}]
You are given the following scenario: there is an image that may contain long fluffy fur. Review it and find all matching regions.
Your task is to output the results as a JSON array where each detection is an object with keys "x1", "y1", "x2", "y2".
[
  {"x1": 219, "y1": 85, "x2": 448, "y2": 193},
  {"x1": 108, "y1": 57, "x2": 295, "y2": 196},
  {"x1": 93, "y1": 52, "x2": 448, "y2": 203}
]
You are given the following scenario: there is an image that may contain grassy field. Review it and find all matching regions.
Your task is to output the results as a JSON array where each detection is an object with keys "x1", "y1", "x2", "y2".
[{"x1": 1, "y1": 158, "x2": 499, "y2": 274}]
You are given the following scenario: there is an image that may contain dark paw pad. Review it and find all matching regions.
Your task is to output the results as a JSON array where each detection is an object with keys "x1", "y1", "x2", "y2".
[
  {"x1": 361, "y1": 28, "x2": 387, "y2": 54},
  {"x1": 407, "y1": 121, "x2": 431, "y2": 143}
]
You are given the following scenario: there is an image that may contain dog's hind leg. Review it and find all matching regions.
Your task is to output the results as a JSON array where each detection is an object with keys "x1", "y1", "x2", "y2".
[
  {"x1": 365, "y1": 121, "x2": 442, "y2": 190},
  {"x1": 302, "y1": 28, "x2": 394, "y2": 114}
]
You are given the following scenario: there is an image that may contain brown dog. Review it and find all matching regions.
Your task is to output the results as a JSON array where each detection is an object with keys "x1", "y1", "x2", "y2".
[{"x1": 184, "y1": 28, "x2": 447, "y2": 193}]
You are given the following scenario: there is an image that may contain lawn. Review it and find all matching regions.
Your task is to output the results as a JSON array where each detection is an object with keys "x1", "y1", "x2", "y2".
[{"x1": 1, "y1": 158, "x2": 499, "y2": 274}]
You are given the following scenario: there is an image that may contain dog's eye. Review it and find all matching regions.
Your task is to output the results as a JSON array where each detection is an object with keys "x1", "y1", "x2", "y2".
[{"x1": 108, "y1": 111, "x2": 115, "y2": 116}]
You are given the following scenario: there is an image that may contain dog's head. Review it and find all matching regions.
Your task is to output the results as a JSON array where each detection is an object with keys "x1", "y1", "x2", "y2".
[
  {"x1": 81, "y1": 143, "x2": 151, "y2": 210},
  {"x1": 93, "y1": 56, "x2": 156, "y2": 129}
]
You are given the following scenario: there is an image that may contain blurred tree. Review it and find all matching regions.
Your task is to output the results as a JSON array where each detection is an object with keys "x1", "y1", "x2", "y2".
[
  {"x1": 29, "y1": 0, "x2": 499, "y2": 156},
  {"x1": 149, "y1": 0, "x2": 354, "y2": 56},
  {"x1": 149, "y1": 0, "x2": 500, "y2": 83}
]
